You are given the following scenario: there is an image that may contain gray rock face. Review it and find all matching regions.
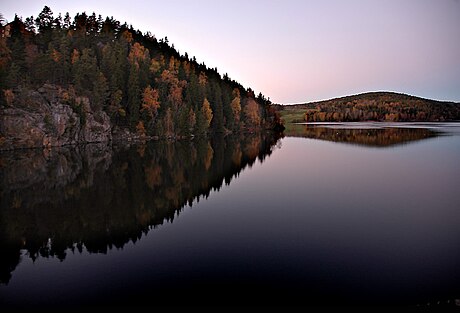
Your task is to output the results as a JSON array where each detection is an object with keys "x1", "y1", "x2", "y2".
[
  {"x1": 0, "y1": 85, "x2": 112, "y2": 150},
  {"x1": 80, "y1": 110, "x2": 112, "y2": 144}
]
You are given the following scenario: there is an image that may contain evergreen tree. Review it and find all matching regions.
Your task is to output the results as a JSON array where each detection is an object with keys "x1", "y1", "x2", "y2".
[
  {"x1": 7, "y1": 16, "x2": 27, "y2": 83},
  {"x1": 210, "y1": 82, "x2": 224, "y2": 133},
  {"x1": 93, "y1": 72, "x2": 109, "y2": 111},
  {"x1": 73, "y1": 48, "x2": 98, "y2": 96},
  {"x1": 127, "y1": 64, "x2": 141, "y2": 128}
]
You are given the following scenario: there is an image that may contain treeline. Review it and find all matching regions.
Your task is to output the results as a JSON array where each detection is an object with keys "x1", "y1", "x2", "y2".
[
  {"x1": 0, "y1": 7, "x2": 282, "y2": 137},
  {"x1": 288, "y1": 92, "x2": 460, "y2": 122}
]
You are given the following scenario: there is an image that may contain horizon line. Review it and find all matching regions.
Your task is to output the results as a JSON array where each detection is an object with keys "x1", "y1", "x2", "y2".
[{"x1": 277, "y1": 90, "x2": 460, "y2": 106}]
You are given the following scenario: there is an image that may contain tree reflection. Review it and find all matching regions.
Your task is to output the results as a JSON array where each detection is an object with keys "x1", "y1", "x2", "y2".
[
  {"x1": 285, "y1": 124, "x2": 438, "y2": 147},
  {"x1": 0, "y1": 132, "x2": 282, "y2": 284}
]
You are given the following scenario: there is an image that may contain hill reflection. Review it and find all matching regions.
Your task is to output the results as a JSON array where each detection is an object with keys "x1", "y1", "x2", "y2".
[
  {"x1": 285, "y1": 124, "x2": 438, "y2": 147},
  {"x1": 0, "y1": 133, "x2": 281, "y2": 284}
]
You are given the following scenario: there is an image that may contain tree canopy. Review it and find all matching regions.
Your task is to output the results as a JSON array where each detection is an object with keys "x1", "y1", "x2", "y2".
[{"x1": 0, "y1": 6, "x2": 283, "y2": 137}]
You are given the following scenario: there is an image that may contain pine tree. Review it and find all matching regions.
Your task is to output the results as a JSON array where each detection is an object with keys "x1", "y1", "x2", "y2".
[
  {"x1": 73, "y1": 48, "x2": 98, "y2": 96},
  {"x1": 93, "y1": 72, "x2": 109, "y2": 111},
  {"x1": 127, "y1": 64, "x2": 141, "y2": 128}
]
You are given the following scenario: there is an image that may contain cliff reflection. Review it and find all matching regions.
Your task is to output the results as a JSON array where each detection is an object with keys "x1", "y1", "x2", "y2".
[
  {"x1": 0, "y1": 133, "x2": 281, "y2": 284},
  {"x1": 285, "y1": 124, "x2": 438, "y2": 147}
]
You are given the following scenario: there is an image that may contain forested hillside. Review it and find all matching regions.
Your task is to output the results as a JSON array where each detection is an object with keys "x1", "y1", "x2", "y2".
[
  {"x1": 0, "y1": 6, "x2": 282, "y2": 145},
  {"x1": 279, "y1": 92, "x2": 460, "y2": 123}
]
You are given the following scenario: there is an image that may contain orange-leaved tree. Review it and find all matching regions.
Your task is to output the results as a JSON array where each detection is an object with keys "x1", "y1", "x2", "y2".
[{"x1": 141, "y1": 85, "x2": 161, "y2": 133}]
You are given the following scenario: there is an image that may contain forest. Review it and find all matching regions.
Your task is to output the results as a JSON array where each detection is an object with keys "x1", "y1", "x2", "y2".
[
  {"x1": 278, "y1": 92, "x2": 460, "y2": 123},
  {"x1": 0, "y1": 6, "x2": 283, "y2": 141}
]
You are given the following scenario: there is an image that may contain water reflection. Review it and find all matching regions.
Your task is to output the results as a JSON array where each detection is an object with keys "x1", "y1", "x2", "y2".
[
  {"x1": 285, "y1": 123, "x2": 438, "y2": 147},
  {"x1": 0, "y1": 132, "x2": 281, "y2": 284}
]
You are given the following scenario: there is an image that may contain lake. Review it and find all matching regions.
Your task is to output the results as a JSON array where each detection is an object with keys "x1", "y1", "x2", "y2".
[{"x1": 0, "y1": 123, "x2": 459, "y2": 308}]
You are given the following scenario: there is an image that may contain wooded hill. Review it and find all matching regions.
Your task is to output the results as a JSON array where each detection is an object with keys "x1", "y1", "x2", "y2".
[
  {"x1": 278, "y1": 92, "x2": 460, "y2": 123},
  {"x1": 0, "y1": 6, "x2": 282, "y2": 140}
]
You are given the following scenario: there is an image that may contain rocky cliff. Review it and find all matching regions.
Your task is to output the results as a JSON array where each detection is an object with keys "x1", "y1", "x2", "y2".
[{"x1": 0, "y1": 84, "x2": 112, "y2": 150}]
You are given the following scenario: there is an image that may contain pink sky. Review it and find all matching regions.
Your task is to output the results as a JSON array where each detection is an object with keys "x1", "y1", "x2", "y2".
[{"x1": 2, "y1": 0, "x2": 460, "y2": 104}]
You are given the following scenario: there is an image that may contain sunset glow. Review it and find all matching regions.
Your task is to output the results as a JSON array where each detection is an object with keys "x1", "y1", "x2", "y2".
[{"x1": 2, "y1": 0, "x2": 459, "y2": 103}]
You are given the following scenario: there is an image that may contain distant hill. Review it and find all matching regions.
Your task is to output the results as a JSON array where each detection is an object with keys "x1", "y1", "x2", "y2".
[{"x1": 278, "y1": 92, "x2": 460, "y2": 123}]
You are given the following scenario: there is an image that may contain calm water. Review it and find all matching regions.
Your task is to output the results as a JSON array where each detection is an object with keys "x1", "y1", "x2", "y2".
[{"x1": 0, "y1": 123, "x2": 459, "y2": 308}]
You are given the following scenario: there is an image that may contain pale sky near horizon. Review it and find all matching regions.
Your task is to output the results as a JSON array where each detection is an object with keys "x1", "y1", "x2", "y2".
[{"x1": 2, "y1": 0, "x2": 460, "y2": 104}]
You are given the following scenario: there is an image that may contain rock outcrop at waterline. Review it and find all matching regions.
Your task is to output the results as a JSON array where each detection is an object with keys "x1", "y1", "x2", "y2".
[{"x1": 0, "y1": 84, "x2": 112, "y2": 150}]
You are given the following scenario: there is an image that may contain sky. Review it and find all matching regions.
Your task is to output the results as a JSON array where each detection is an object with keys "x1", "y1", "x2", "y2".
[{"x1": 2, "y1": 0, "x2": 460, "y2": 104}]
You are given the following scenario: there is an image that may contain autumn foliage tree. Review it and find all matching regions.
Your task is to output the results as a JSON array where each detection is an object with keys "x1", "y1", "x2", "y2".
[
  {"x1": 202, "y1": 98, "x2": 213, "y2": 129},
  {"x1": 230, "y1": 88, "x2": 241, "y2": 127},
  {"x1": 141, "y1": 85, "x2": 160, "y2": 132},
  {"x1": 244, "y1": 98, "x2": 261, "y2": 128}
]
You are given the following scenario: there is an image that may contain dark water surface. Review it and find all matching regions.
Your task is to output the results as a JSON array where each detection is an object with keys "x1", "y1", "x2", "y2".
[{"x1": 0, "y1": 124, "x2": 459, "y2": 308}]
